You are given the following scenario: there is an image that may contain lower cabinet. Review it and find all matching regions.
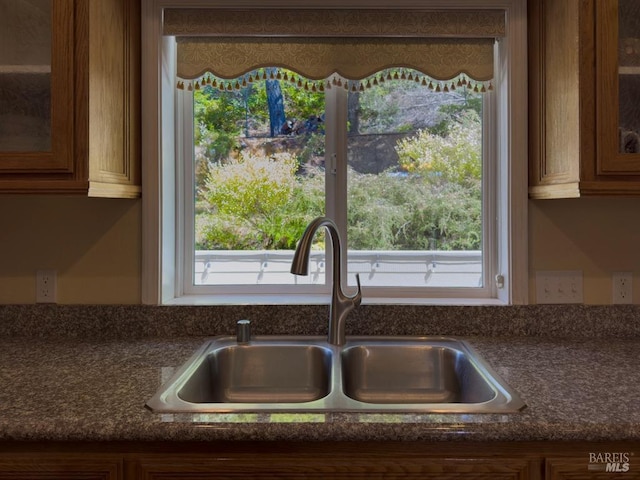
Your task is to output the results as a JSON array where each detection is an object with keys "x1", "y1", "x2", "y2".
[
  {"x1": 135, "y1": 454, "x2": 537, "y2": 479},
  {"x1": 0, "y1": 442, "x2": 639, "y2": 480},
  {"x1": 546, "y1": 455, "x2": 640, "y2": 480},
  {"x1": 0, "y1": 454, "x2": 122, "y2": 480}
]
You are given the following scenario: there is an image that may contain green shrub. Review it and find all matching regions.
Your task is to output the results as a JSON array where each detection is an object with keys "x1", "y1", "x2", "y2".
[
  {"x1": 197, "y1": 155, "x2": 480, "y2": 251},
  {"x1": 197, "y1": 152, "x2": 324, "y2": 250},
  {"x1": 396, "y1": 181, "x2": 482, "y2": 251},
  {"x1": 347, "y1": 170, "x2": 481, "y2": 251},
  {"x1": 395, "y1": 110, "x2": 481, "y2": 186},
  {"x1": 347, "y1": 170, "x2": 414, "y2": 250}
]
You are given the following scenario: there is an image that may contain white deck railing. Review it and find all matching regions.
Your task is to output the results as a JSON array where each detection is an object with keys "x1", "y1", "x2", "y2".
[{"x1": 195, "y1": 250, "x2": 482, "y2": 287}]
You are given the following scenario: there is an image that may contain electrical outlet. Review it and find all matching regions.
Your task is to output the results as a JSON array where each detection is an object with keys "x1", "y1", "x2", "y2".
[
  {"x1": 535, "y1": 271, "x2": 583, "y2": 304},
  {"x1": 612, "y1": 272, "x2": 633, "y2": 304},
  {"x1": 36, "y1": 270, "x2": 57, "y2": 303}
]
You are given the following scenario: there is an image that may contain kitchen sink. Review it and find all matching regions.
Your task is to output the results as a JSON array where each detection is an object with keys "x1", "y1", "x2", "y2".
[
  {"x1": 146, "y1": 336, "x2": 525, "y2": 414},
  {"x1": 341, "y1": 343, "x2": 496, "y2": 404},
  {"x1": 178, "y1": 343, "x2": 332, "y2": 404}
]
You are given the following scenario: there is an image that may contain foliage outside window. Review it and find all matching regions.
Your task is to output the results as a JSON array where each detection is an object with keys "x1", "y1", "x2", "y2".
[{"x1": 189, "y1": 68, "x2": 485, "y2": 289}]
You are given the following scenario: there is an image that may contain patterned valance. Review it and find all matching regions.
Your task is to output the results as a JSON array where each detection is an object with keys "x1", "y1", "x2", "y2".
[
  {"x1": 164, "y1": 8, "x2": 504, "y2": 84},
  {"x1": 164, "y1": 9, "x2": 505, "y2": 39},
  {"x1": 175, "y1": 37, "x2": 495, "y2": 82}
]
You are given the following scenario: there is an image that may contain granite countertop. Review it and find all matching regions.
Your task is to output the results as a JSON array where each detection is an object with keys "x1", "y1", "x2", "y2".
[{"x1": 1, "y1": 332, "x2": 639, "y2": 443}]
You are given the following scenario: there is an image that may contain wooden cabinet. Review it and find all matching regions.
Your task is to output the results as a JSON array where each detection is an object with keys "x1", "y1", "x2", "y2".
[
  {"x1": 529, "y1": 0, "x2": 640, "y2": 198},
  {"x1": 0, "y1": 454, "x2": 122, "y2": 480},
  {"x1": 1, "y1": 441, "x2": 639, "y2": 480},
  {"x1": 0, "y1": 0, "x2": 141, "y2": 198},
  {"x1": 0, "y1": 1, "x2": 74, "y2": 174},
  {"x1": 134, "y1": 452, "x2": 538, "y2": 479},
  {"x1": 546, "y1": 456, "x2": 640, "y2": 479},
  {"x1": 598, "y1": 0, "x2": 640, "y2": 176}
]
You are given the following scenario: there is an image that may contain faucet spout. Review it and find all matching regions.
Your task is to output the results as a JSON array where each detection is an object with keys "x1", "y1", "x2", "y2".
[{"x1": 291, "y1": 217, "x2": 362, "y2": 346}]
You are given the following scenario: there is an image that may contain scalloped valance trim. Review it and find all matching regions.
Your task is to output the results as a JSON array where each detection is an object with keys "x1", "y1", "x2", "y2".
[
  {"x1": 177, "y1": 68, "x2": 494, "y2": 95},
  {"x1": 176, "y1": 37, "x2": 495, "y2": 83}
]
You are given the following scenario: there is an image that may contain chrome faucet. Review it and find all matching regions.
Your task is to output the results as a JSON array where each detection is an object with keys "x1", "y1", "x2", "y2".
[{"x1": 291, "y1": 217, "x2": 362, "y2": 347}]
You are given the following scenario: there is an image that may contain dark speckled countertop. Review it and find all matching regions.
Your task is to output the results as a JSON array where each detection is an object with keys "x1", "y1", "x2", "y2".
[{"x1": 0, "y1": 304, "x2": 639, "y2": 443}]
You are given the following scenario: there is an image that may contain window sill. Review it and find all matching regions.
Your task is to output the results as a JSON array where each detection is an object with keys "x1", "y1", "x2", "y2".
[{"x1": 164, "y1": 294, "x2": 507, "y2": 306}]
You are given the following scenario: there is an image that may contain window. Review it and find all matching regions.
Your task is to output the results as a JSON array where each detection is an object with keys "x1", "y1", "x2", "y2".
[
  {"x1": 141, "y1": 0, "x2": 528, "y2": 305},
  {"x1": 182, "y1": 68, "x2": 489, "y2": 297}
]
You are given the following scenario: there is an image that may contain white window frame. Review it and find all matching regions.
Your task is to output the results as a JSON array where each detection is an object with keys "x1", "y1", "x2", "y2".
[
  {"x1": 180, "y1": 75, "x2": 494, "y2": 299},
  {"x1": 141, "y1": 0, "x2": 528, "y2": 306}
]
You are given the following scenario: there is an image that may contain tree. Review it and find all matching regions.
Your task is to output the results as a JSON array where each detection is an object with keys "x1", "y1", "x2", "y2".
[
  {"x1": 265, "y1": 69, "x2": 286, "y2": 136},
  {"x1": 347, "y1": 90, "x2": 360, "y2": 135},
  {"x1": 194, "y1": 85, "x2": 244, "y2": 161}
]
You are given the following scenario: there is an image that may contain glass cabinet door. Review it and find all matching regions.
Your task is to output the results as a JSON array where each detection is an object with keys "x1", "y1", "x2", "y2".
[
  {"x1": 0, "y1": 0, "x2": 73, "y2": 172},
  {"x1": 618, "y1": 1, "x2": 640, "y2": 154},
  {"x1": 598, "y1": 0, "x2": 640, "y2": 173},
  {"x1": 0, "y1": 0, "x2": 52, "y2": 152}
]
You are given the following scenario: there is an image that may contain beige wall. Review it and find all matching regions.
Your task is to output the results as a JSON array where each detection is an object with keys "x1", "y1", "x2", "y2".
[
  {"x1": 0, "y1": 195, "x2": 638, "y2": 304},
  {"x1": 0, "y1": 195, "x2": 141, "y2": 304},
  {"x1": 529, "y1": 197, "x2": 640, "y2": 304}
]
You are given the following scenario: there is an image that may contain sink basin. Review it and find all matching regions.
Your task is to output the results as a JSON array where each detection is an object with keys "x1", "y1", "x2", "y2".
[
  {"x1": 179, "y1": 344, "x2": 332, "y2": 403},
  {"x1": 146, "y1": 336, "x2": 525, "y2": 414},
  {"x1": 341, "y1": 343, "x2": 495, "y2": 404}
]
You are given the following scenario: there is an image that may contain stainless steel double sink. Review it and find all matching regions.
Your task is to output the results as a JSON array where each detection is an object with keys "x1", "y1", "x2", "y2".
[{"x1": 146, "y1": 336, "x2": 525, "y2": 414}]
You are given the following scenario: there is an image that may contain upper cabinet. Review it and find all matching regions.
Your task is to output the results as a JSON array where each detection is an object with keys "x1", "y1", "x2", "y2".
[
  {"x1": 0, "y1": 1, "x2": 74, "y2": 175},
  {"x1": 599, "y1": 0, "x2": 640, "y2": 174},
  {"x1": 0, "y1": 0, "x2": 140, "y2": 198},
  {"x1": 529, "y1": 0, "x2": 640, "y2": 198}
]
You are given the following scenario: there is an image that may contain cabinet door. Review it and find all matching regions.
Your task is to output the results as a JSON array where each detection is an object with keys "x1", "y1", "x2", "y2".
[
  {"x1": 0, "y1": 454, "x2": 121, "y2": 480},
  {"x1": 597, "y1": 0, "x2": 640, "y2": 174},
  {"x1": 0, "y1": 0, "x2": 74, "y2": 173},
  {"x1": 547, "y1": 456, "x2": 640, "y2": 479},
  {"x1": 136, "y1": 455, "x2": 538, "y2": 480}
]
